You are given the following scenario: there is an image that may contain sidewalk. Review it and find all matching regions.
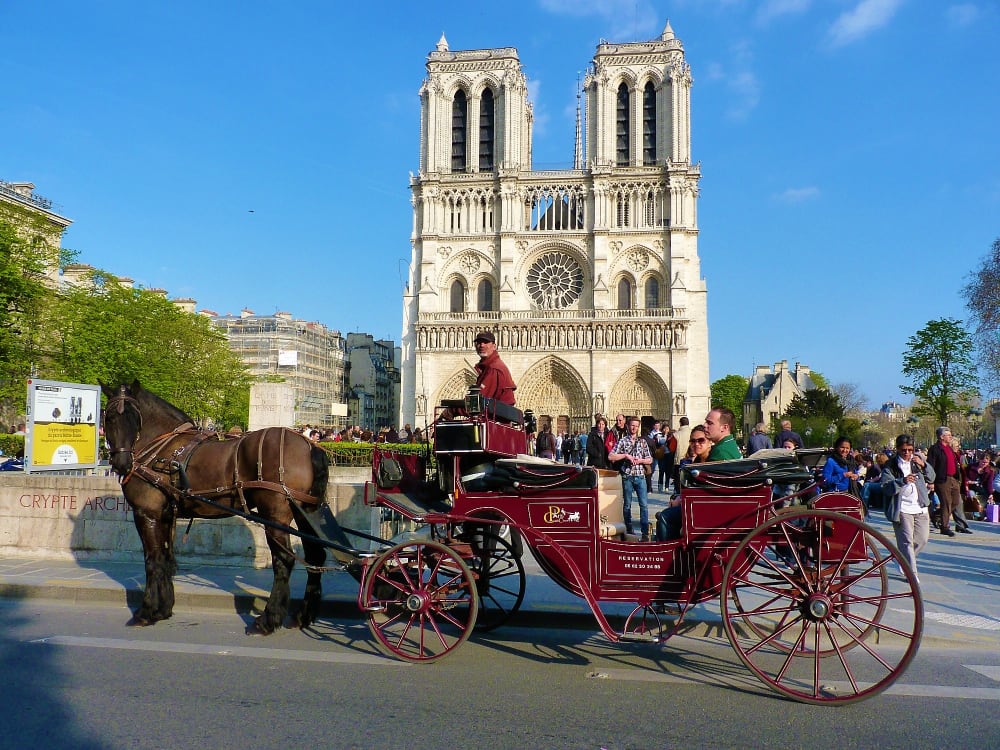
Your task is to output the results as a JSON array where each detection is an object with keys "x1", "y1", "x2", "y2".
[{"x1": 1, "y1": 503, "x2": 997, "y2": 649}]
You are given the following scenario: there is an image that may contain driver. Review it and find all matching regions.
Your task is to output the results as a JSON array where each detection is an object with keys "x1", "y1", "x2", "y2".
[{"x1": 473, "y1": 331, "x2": 516, "y2": 406}]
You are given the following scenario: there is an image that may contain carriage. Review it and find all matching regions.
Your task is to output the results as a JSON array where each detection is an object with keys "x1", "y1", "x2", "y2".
[{"x1": 103, "y1": 383, "x2": 922, "y2": 706}]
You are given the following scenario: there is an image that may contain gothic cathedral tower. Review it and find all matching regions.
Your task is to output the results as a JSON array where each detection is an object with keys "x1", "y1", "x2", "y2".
[{"x1": 400, "y1": 22, "x2": 709, "y2": 433}]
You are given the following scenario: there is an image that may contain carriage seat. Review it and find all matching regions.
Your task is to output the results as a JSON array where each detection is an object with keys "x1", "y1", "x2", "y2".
[
  {"x1": 596, "y1": 469, "x2": 629, "y2": 540},
  {"x1": 680, "y1": 453, "x2": 814, "y2": 489},
  {"x1": 461, "y1": 454, "x2": 597, "y2": 493}
]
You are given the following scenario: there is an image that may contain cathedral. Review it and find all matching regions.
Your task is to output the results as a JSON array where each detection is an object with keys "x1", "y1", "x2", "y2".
[{"x1": 399, "y1": 21, "x2": 709, "y2": 435}]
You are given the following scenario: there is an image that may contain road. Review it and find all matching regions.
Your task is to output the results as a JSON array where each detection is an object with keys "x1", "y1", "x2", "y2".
[{"x1": 3, "y1": 599, "x2": 999, "y2": 750}]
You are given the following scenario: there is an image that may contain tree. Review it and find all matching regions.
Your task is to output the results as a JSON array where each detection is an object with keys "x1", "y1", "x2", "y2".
[
  {"x1": 710, "y1": 374, "x2": 748, "y2": 434},
  {"x1": 43, "y1": 271, "x2": 251, "y2": 428},
  {"x1": 963, "y1": 237, "x2": 1000, "y2": 392},
  {"x1": 785, "y1": 388, "x2": 845, "y2": 422},
  {"x1": 831, "y1": 381, "x2": 867, "y2": 416},
  {"x1": 900, "y1": 318, "x2": 978, "y2": 426},
  {"x1": 0, "y1": 212, "x2": 75, "y2": 423}
]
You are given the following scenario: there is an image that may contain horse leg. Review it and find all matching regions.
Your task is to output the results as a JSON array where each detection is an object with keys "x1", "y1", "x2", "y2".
[
  {"x1": 129, "y1": 502, "x2": 178, "y2": 626},
  {"x1": 295, "y1": 529, "x2": 326, "y2": 629},
  {"x1": 250, "y1": 523, "x2": 295, "y2": 635}
]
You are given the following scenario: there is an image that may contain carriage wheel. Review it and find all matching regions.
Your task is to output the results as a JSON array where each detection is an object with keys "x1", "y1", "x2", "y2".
[
  {"x1": 728, "y1": 531, "x2": 888, "y2": 657},
  {"x1": 721, "y1": 510, "x2": 922, "y2": 705},
  {"x1": 360, "y1": 540, "x2": 478, "y2": 662},
  {"x1": 466, "y1": 531, "x2": 526, "y2": 632}
]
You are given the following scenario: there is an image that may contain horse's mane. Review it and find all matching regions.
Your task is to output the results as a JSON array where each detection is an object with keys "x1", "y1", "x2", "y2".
[{"x1": 135, "y1": 386, "x2": 195, "y2": 427}]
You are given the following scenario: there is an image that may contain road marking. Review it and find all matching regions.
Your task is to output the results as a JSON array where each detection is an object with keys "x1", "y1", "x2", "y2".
[
  {"x1": 587, "y1": 668, "x2": 1000, "y2": 700},
  {"x1": 29, "y1": 635, "x2": 407, "y2": 666},
  {"x1": 923, "y1": 612, "x2": 1000, "y2": 631},
  {"x1": 967, "y1": 665, "x2": 1000, "y2": 682}
]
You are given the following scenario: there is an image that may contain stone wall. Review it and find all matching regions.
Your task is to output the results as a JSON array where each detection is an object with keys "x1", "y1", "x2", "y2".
[{"x1": 0, "y1": 468, "x2": 375, "y2": 567}]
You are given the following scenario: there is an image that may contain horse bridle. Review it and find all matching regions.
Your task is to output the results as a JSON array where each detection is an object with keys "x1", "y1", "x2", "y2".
[{"x1": 104, "y1": 392, "x2": 142, "y2": 462}]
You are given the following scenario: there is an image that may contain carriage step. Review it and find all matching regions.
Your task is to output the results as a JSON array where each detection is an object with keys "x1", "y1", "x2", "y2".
[{"x1": 619, "y1": 632, "x2": 659, "y2": 643}]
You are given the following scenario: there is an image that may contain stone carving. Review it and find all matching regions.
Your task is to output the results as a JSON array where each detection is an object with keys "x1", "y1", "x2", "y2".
[{"x1": 461, "y1": 253, "x2": 481, "y2": 273}]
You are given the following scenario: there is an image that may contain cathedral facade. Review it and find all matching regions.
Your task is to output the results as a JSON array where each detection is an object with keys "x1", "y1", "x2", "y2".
[{"x1": 399, "y1": 22, "x2": 709, "y2": 435}]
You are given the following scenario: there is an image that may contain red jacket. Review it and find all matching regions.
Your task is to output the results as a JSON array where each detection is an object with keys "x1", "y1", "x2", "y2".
[{"x1": 474, "y1": 351, "x2": 516, "y2": 405}]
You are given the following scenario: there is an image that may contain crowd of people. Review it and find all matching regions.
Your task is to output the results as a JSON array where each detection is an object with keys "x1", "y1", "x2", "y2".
[{"x1": 294, "y1": 423, "x2": 428, "y2": 445}]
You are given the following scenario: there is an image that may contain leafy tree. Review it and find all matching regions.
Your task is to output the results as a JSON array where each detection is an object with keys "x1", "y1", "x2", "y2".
[
  {"x1": 963, "y1": 237, "x2": 1000, "y2": 392},
  {"x1": 805, "y1": 370, "x2": 829, "y2": 390},
  {"x1": 900, "y1": 318, "x2": 978, "y2": 426},
  {"x1": 43, "y1": 271, "x2": 251, "y2": 427},
  {"x1": 0, "y1": 212, "x2": 75, "y2": 423},
  {"x1": 710, "y1": 374, "x2": 748, "y2": 434},
  {"x1": 785, "y1": 388, "x2": 845, "y2": 422}
]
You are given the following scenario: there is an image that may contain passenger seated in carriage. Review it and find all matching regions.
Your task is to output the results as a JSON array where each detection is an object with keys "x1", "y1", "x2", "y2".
[{"x1": 656, "y1": 425, "x2": 712, "y2": 541}]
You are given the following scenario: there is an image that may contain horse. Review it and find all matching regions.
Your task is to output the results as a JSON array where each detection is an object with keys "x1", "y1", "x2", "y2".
[{"x1": 101, "y1": 381, "x2": 330, "y2": 634}]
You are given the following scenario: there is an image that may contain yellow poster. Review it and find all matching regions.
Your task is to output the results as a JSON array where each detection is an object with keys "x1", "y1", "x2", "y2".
[{"x1": 30, "y1": 422, "x2": 98, "y2": 465}]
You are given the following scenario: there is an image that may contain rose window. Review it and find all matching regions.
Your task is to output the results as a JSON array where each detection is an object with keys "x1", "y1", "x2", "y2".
[{"x1": 526, "y1": 252, "x2": 583, "y2": 309}]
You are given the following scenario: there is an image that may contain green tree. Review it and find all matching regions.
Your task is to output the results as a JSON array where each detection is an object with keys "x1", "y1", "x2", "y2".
[
  {"x1": 963, "y1": 237, "x2": 1000, "y2": 392},
  {"x1": 785, "y1": 388, "x2": 845, "y2": 422},
  {"x1": 710, "y1": 374, "x2": 748, "y2": 434},
  {"x1": 900, "y1": 318, "x2": 978, "y2": 426},
  {"x1": 44, "y1": 271, "x2": 251, "y2": 427},
  {"x1": 0, "y1": 213, "x2": 75, "y2": 422}
]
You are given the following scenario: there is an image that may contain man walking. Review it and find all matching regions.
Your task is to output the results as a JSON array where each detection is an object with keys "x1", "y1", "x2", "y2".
[
  {"x1": 608, "y1": 416, "x2": 654, "y2": 541},
  {"x1": 775, "y1": 420, "x2": 804, "y2": 449},
  {"x1": 927, "y1": 427, "x2": 968, "y2": 536}
]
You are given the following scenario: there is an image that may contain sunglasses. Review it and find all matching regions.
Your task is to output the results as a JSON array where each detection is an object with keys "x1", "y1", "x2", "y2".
[
  {"x1": 690, "y1": 438, "x2": 708, "y2": 444},
  {"x1": 898, "y1": 448, "x2": 915, "y2": 454}
]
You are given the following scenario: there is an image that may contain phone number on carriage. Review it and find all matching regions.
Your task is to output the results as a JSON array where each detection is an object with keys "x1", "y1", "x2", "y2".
[{"x1": 618, "y1": 553, "x2": 668, "y2": 570}]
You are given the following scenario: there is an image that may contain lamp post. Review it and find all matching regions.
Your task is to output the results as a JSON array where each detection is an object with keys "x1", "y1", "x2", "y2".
[
  {"x1": 906, "y1": 414, "x2": 920, "y2": 446},
  {"x1": 861, "y1": 418, "x2": 873, "y2": 449},
  {"x1": 804, "y1": 426, "x2": 813, "y2": 447},
  {"x1": 966, "y1": 407, "x2": 983, "y2": 450}
]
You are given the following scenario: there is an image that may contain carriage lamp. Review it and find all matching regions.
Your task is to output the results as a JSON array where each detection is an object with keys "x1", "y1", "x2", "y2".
[{"x1": 465, "y1": 385, "x2": 484, "y2": 415}]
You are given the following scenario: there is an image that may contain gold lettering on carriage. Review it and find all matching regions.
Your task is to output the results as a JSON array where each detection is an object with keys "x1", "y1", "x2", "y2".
[{"x1": 543, "y1": 506, "x2": 581, "y2": 524}]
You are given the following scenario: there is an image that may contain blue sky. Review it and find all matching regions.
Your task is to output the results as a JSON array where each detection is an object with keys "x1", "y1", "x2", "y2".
[{"x1": 3, "y1": 1, "x2": 998, "y2": 408}]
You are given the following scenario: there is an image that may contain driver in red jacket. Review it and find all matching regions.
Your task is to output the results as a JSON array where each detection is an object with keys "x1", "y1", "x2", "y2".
[{"x1": 473, "y1": 331, "x2": 516, "y2": 406}]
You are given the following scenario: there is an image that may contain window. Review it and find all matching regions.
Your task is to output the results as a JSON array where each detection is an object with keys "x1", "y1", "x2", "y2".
[
  {"x1": 477, "y1": 279, "x2": 493, "y2": 311},
  {"x1": 449, "y1": 280, "x2": 465, "y2": 313},
  {"x1": 616, "y1": 83, "x2": 630, "y2": 167},
  {"x1": 645, "y1": 277, "x2": 659, "y2": 309},
  {"x1": 642, "y1": 81, "x2": 656, "y2": 166},
  {"x1": 452, "y1": 90, "x2": 467, "y2": 173},
  {"x1": 618, "y1": 277, "x2": 633, "y2": 309},
  {"x1": 479, "y1": 88, "x2": 495, "y2": 172}
]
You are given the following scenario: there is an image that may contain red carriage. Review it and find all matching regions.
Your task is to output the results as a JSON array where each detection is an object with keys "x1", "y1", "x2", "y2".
[{"x1": 356, "y1": 392, "x2": 922, "y2": 705}]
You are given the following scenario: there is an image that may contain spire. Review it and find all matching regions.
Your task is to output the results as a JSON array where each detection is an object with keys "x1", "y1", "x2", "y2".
[
  {"x1": 661, "y1": 19, "x2": 675, "y2": 41},
  {"x1": 573, "y1": 74, "x2": 583, "y2": 170},
  {"x1": 436, "y1": 33, "x2": 449, "y2": 52}
]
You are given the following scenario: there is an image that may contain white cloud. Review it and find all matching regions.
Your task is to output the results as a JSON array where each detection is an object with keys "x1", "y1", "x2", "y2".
[
  {"x1": 776, "y1": 186, "x2": 821, "y2": 203},
  {"x1": 945, "y1": 3, "x2": 981, "y2": 28},
  {"x1": 828, "y1": 0, "x2": 905, "y2": 47},
  {"x1": 756, "y1": 0, "x2": 813, "y2": 25}
]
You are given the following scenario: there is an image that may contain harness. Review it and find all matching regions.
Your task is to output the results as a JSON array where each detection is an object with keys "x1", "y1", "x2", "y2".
[{"x1": 105, "y1": 394, "x2": 321, "y2": 512}]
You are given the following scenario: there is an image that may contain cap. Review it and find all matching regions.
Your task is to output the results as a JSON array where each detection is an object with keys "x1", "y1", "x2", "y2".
[{"x1": 474, "y1": 331, "x2": 495, "y2": 344}]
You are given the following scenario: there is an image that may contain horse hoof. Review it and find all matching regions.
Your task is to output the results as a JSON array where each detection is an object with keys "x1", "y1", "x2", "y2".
[
  {"x1": 126, "y1": 614, "x2": 154, "y2": 627},
  {"x1": 246, "y1": 620, "x2": 274, "y2": 636}
]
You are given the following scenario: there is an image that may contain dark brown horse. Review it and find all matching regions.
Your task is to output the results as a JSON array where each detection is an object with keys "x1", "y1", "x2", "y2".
[{"x1": 101, "y1": 381, "x2": 329, "y2": 634}]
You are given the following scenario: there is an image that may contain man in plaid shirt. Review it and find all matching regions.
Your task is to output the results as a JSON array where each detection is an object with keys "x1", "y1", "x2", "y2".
[{"x1": 608, "y1": 416, "x2": 654, "y2": 541}]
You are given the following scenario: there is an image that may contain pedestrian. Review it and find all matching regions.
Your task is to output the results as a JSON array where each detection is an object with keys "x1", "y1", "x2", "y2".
[
  {"x1": 587, "y1": 416, "x2": 610, "y2": 468},
  {"x1": 881, "y1": 434, "x2": 935, "y2": 583},
  {"x1": 822, "y1": 436, "x2": 861, "y2": 495},
  {"x1": 926, "y1": 427, "x2": 967, "y2": 536},
  {"x1": 608, "y1": 416, "x2": 654, "y2": 541},
  {"x1": 747, "y1": 422, "x2": 773, "y2": 454},
  {"x1": 774, "y1": 419, "x2": 803, "y2": 449}
]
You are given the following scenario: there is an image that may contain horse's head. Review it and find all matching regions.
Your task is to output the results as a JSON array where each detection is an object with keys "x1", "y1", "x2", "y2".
[{"x1": 101, "y1": 381, "x2": 142, "y2": 478}]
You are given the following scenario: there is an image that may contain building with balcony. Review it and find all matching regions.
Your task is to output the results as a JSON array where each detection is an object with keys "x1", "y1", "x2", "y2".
[
  {"x1": 0, "y1": 180, "x2": 73, "y2": 287},
  {"x1": 399, "y1": 22, "x2": 708, "y2": 434},
  {"x1": 211, "y1": 310, "x2": 348, "y2": 428}
]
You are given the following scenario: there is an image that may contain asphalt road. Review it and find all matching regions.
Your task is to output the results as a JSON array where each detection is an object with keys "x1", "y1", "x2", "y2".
[{"x1": 3, "y1": 599, "x2": 998, "y2": 750}]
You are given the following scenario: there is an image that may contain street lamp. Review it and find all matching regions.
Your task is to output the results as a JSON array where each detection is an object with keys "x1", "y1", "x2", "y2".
[
  {"x1": 966, "y1": 407, "x2": 983, "y2": 450},
  {"x1": 906, "y1": 415, "x2": 920, "y2": 445},
  {"x1": 804, "y1": 426, "x2": 813, "y2": 447}
]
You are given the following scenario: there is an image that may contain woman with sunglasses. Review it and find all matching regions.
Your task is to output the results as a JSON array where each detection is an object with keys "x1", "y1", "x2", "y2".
[
  {"x1": 880, "y1": 434, "x2": 935, "y2": 583},
  {"x1": 656, "y1": 426, "x2": 712, "y2": 540}
]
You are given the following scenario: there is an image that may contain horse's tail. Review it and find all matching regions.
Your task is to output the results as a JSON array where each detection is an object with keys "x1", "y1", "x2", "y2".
[{"x1": 309, "y1": 443, "x2": 330, "y2": 503}]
